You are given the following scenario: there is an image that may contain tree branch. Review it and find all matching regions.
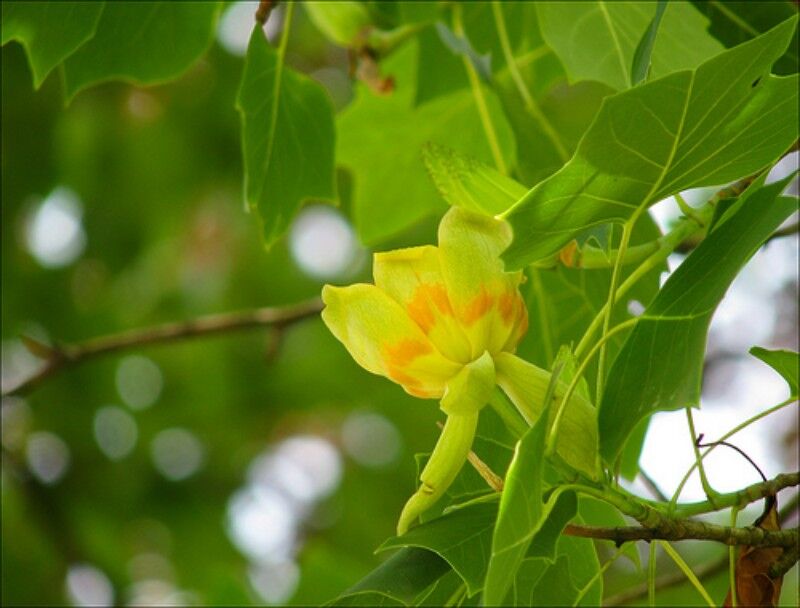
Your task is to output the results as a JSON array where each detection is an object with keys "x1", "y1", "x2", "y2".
[
  {"x1": 2, "y1": 298, "x2": 323, "y2": 398},
  {"x1": 563, "y1": 521, "x2": 797, "y2": 548},
  {"x1": 672, "y1": 472, "x2": 799, "y2": 518}
]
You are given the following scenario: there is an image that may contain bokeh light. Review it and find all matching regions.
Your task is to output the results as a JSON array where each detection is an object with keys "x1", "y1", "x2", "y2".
[
  {"x1": 341, "y1": 411, "x2": 402, "y2": 468},
  {"x1": 93, "y1": 406, "x2": 138, "y2": 461},
  {"x1": 115, "y1": 355, "x2": 163, "y2": 411},
  {"x1": 289, "y1": 206, "x2": 364, "y2": 280},
  {"x1": 65, "y1": 564, "x2": 114, "y2": 607},
  {"x1": 26, "y1": 431, "x2": 70, "y2": 485},
  {"x1": 24, "y1": 187, "x2": 87, "y2": 269},
  {"x1": 150, "y1": 428, "x2": 205, "y2": 481}
]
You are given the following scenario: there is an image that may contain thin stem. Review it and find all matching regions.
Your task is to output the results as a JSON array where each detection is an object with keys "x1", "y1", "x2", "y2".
[
  {"x1": 673, "y1": 472, "x2": 798, "y2": 519},
  {"x1": 453, "y1": 4, "x2": 508, "y2": 175},
  {"x1": 639, "y1": 468, "x2": 669, "y2": 502},
  {"x1": 648, "y1": 542, "x2": 657, "y2": 607},
  {"x1": 685, "y1": 407, "x2": 719, "y2": 504},
  {"x1": 597, "y1": 213, "x2": 642, "y2": 402},
  {"x1": 669, "y1": 397, "x2": 797, "y2": 509},
  {"x1": 491, "y1": 1, "x2": 568, "y2": 162},
  {"x1": 766, "y1": 220, "x2": 800, "y2": 244},
  {"x1": 3, "y1": 298, "x2": 323, "y2": 397},
  {"x1": 659, "y1": 541, "x2": 716, "y2": 608},
  {"x1": 729, "y1": 507, "x2": 739, "y2": 608},
  {"x1": 546, "y1": 319, "x2": 639, "y2": 457}
]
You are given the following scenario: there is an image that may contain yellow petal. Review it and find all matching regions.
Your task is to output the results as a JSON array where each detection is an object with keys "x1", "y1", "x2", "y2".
[
  {"x1": 438, "y1": 208, "x2": 527, "y2": 358},
  {"x1": 373, "y1": 245, "x2": 472, "y2": 364},
  {"x1": 397, "y1": 412, "x2": 478, "y2": 535},
  {"x1": 321, "y1": 284, "x2": 461, "y2": 398}
]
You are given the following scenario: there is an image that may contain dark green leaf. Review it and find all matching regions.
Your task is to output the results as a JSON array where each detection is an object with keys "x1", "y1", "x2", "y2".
[
  {"x1": 378, "y1": 502, "x2": 497, "y2": 597},
  {"x1": 693, "y1": 0, "x2": 799, "y2": 74},
  {"x1": 537, "y1": 1, "x2": 723, "y2": 91},
  {"x1": 750, "y1": 346, "x2": 799, "y2": 396},
  {"x1": 599, "y1": 177, "x2": 798, "y2": 462},
  {"x1": 525, "y1": 491, "x2": 577, "y2": 561},
  {"x1": 337, "y1": 42, "x2": 515, "y2": 245},
  {"x1": 504, "y1": 18, "x2": 798, "y2": 268},
  {"x1": 328, "y1": 547, "x2": 450, "y2": 606},
  {"x1": 62, "y1": 1, "x2": 220, "y2": 99},
  {"x1": 631, "y1": 0, "x2": 668, "y2": 85},
  {"x1": 237, "y1": 28, "x2": 337, "y2": 246},
  {"x1": 1, "y1": 1, "x2": 104, "y2": 88}
]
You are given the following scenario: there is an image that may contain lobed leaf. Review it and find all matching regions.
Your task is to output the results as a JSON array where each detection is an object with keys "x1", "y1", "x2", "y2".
[
  {"x1": 503, "y1": 17, "x2": 798, "y2": 269},
  {"x1": 749, "y1": 347, "x2": 799, "y2": 396},
  {"x1": 237, "y1": 27, "x2": 337, "y2": 247}
]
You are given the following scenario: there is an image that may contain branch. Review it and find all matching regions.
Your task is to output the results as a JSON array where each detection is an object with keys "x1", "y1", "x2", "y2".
[
  {"x1": 3, "y1": 298, "x2": 323, "y2": 398},
  {"x1": 563, "y1": 522, "x2": 797, "y2": 548},
  {"x1": 673, "y1": 472, "x2": 799, "y2": 518}
]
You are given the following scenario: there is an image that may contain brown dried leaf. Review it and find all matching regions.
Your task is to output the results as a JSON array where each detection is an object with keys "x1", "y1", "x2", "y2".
[{"x1": 724, "y1": 498, "x2": 785, "y2": 607}]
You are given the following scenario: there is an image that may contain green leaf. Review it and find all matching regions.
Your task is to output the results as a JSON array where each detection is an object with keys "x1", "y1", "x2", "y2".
[
  {"x1": 630, "y1": 0, "x2": 668, "y2": 85},
  {"x1": 434, "y1": 23, "x2": 492, "y2": 83},
  {"x1": 750, "y1": 346, "x2": 799, "y2": 396},
  {"x1": 328, "y1": 547, "x2": 450, "y2": 606},
  {"x1": 577, "y1": 496, "x2": 639, "y2": 567},
  {"x1": 598, "y1": 177, "x2": 798, "y2": 462},
  {"x1": 237, "y1": 27, "x2": 337, "y2": 247},
  {"x1": 483, "y1": 412, "x2": 549, "y2": 605},
  {"x1": 693, "y1": 0, "x2": 799, "y2": 75},
  {"x1": 537, "y1": 1, "x2": 723, "y2": 91},
  {"x1": 503, "y1": 18, "x2": 799, "y2": 268},
  {"x1": 61, "y1": 1, "x2": 220, "y2": 100},
  {"x1": 1, "y1": 1, "x2": 104, "y2": 88},
  {"x1": 422, "y1": 144, "x2": 526, "y2": 215},
  {"x1": 378, "y1": 502, "x2": 497, "y2": 597},
  {"x1": 337, "y1": 41, "x2": 515, "y2": 245},
  {"x1": 525, "y1": 491, "x2": 578, "y2": 561},
  {"x1": 304, "y1": 1, "x2": 373, "y2": 47}
]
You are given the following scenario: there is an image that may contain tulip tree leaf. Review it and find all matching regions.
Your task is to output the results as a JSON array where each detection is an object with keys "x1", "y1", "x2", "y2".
[
  {"x1": 338, "y1": 42, "x2": 515, "y2": 245},
  {"x1": 378, "y1": 502, "x2": 497, "y2": 597},
  {"x1": 328, "y1": 547, "x2": 450, "y2": 606},
  {"x1": 62, "y1": 2, "x2": 221, "y2": 100},
  {"x1": 237, "y1": 28, "x2": 337, "y2": 247},
  {"x1": 503, "y1": 18, "x2": 799, "y2": 269},
  {"x1": 1, "y1": 1, "x2": 104, "y2": 88},
  {"x1": 537, "y1": 1, "x2": 723, "y2": 91},
  {"x1": 749, "y1": 347, "x2": 799, "y2": 396},
  {"x1": 599, "y1": 177, "x2": 798, "y2": 462},
  {"x1": 692, "y1": 0, "x2": 799, "y2": 75}
]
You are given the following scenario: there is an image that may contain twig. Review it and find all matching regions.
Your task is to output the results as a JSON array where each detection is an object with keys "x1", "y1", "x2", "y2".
[
  {"x1": 3, "y1": 298, "x2": 323, "y2": 398},
  {"x1": 255, "y1": 0, "x2": 276, "y2": 25},
  {"x1": 603, "y1": 495, "x2": 800, "y2": 606},
  {"x1": 563, "y1": 522, "x2": 797, "y2": 548},
  {"x1": 766, "y1": 220, "x2": 800, "y2": 244}
]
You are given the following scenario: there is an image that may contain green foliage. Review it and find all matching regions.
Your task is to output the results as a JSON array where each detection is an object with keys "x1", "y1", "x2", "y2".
[
  {"x1": 750, "y1": 346, "x2": 799, "y2": 396},
  {"x1": 62, "y1": 2, "x2": 221, "y2": 100},
  {"x1": 237, "y1": 25, "x2": 337, "y2": 247},
  {"x1": 537, "y1": 1, "x2": 723, "y2": 91},
  {"x1": 3, "y1": 2, "x2": 798, "y2": 606},
  {"x1": 1, "y1": 1, "x2": 103, "y2": 87},
  {"x1": 504, "y1": 17, "x2": 798, "y2": 268},
  {"x1": 599, "y1": 176, "x2": 797, "y2": 462}
]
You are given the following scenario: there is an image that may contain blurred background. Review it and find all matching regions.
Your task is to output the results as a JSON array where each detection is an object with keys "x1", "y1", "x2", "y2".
[{"x1": 2, "y1": 2, "x2": 797, "y2": 606}]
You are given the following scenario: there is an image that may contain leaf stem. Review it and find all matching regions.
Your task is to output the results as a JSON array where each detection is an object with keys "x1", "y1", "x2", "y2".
[
  {"x1": 452, "y1": 4, "x2": 508, "y2": 175},
  {"x1": 669, "y1": 397, "x2": 797, "y2": 509},
  {"x1": 685, "y1": 407, "x2": 719, "y2": 505},
  {"x1": 490, "y1": 1, "x2": 568, "y2": 162},
  {"x1": 729, "y1": 506, "x2": 739, "y2": 607},
  {"x1": 572, "y1": 545, "x2": 625, "y2": 607},
  {"x1": 648, "y1": 542, "x2": 657, "y2": 607},
  {"x1": 659, "y1": 541, "x2": 716, "y2": 608}
]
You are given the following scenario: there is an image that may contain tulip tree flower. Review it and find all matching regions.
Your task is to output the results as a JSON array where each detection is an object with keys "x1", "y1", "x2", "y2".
[{"x1": 322, "y1": 207, "x2": 598, "y2": 534}]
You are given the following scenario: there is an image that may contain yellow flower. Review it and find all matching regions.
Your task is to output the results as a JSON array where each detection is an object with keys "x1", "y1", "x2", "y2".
[{"x1": 322, "y1": 207, "x2": 597, "y2": 534}]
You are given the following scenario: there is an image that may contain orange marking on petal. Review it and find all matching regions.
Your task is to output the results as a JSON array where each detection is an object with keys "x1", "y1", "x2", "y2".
[
  {"x1": 461, "y1": 288, "x2": 494, "y2": 326},
  {"x1": 406, "y1": 284, "x2": 454, "y2": 333},
  {"x1": 498, "y1": 291, "x2": 516, "y2": 325},
  {"x1": 383, "y1": 338, "x2": 432, "y2": 368}
]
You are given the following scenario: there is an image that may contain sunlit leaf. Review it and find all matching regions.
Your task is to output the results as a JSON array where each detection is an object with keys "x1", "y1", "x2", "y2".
[
  {"x1": 503, "y1": 18, "x2": 798, "y2": 268},
  {"x1": 599, "y1": 177, "x2": 798, "y2": 462},
  {"x1": 537, "y1": 1, "x2": 723, "y2": 90}
]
